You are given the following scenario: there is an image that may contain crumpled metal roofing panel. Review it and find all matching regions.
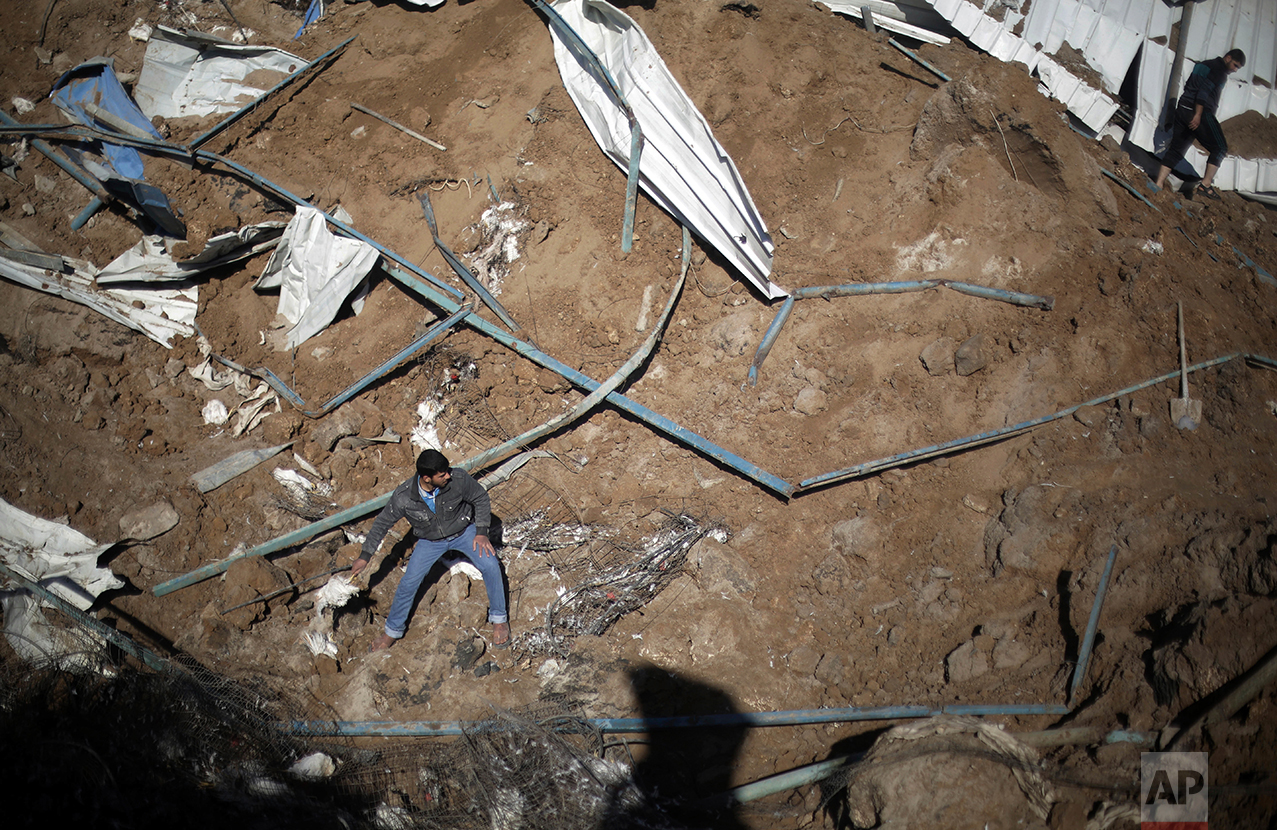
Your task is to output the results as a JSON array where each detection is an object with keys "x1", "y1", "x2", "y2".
[
  {"x1": 926, "y1": 0, "x2": 1120, "y2": 131},
  {"x1": 923, "y1": 0, "x2": 1277, "y2": 196}
]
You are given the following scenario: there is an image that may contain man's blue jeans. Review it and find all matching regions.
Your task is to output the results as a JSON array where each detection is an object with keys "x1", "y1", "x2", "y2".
[{"x1": 383, "y1": 524, "x2": 508, "y2": 640}]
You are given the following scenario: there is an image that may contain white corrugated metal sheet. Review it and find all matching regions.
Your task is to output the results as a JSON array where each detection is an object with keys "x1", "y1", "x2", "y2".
[{"x1": 921, "y1": 0, "x2": 1277, "y2": 197}]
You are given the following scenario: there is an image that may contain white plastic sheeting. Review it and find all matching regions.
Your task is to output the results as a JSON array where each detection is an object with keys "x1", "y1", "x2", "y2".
[
  {"x1": 255, "y1": 206, "x2": 379, "y2": 350},
  {"x1": 134, "y1": 26, "x2": 304, "y2": 120},
  {"x1": 549, "y1": 0, "x2": 785, "y2": 299}
]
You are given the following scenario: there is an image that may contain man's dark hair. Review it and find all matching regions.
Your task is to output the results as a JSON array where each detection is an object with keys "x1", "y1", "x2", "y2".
[
  {"x1": 1226, "y1": 48, "x2": 1246, "y2": 67},
  {"x1": 417, "y1": 449, "x2": 451, "y2": 477}
]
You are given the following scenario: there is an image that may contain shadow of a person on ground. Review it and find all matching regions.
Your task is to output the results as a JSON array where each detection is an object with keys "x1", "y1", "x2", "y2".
[{"x1": 604, "y1": 664, "x2": 749, "y2": 829}]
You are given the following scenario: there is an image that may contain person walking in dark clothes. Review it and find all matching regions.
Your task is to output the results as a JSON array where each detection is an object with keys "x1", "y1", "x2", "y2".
[
  {"x1": 1154, "y1": 48, "x2": 1245, "y2": 199},
  {"x1": 352, "y1": 449, "x2": 510, "y2": 652}
]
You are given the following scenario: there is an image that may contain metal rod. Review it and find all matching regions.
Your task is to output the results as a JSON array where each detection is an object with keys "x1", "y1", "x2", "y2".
[
  {"x1": 888, "y1": 38, "x2": 951, "y2": 82},
  {"x1": 153, "y1": 493, "x2": 394, "y2": 596},
  {"x1": 417, "y1": 190, "x2": 522, "y2": 335},
  {"x1": 0, "y1": 562, "x2": 175, "y2": 674},
  {"x1": 70, "y1": 196, "x2": 106, "y2": 230},
  {"x1": 0, "y1": 112, "x2": 112, "y2": 203},
  {"x1": 280, "y1": 701, "x2": 1072, "y2": 738},
  {"x1": 1178, "y1": 302, "x2": 1189, "y2": 400},
  {"x1": 190, "y1": 35, "x2": 356, "y2": 150},
  {"x1": 304, "y1": 307, "x2": 471, "y2": 416},
  {"x1": 748, "y1": 296, "x2": 794, "y2": 387},
  {"x1": 939, "y1": 280, "x2": 1054, "y2": 311},
  {"x1": 382, "y1": 264, "x2": 795, "y2": 497},
  {"x1": 800, "y1": 353, "x2": 1243, "y2": 490},
  {"x1": 622, "y1": 127, "x2": 644, "y2": 252},
  {"x1": 727, "y1": 754, "x2": 859, "y2": 804},
  {"x1": 1069, "y1": 544, "x2": 1120, "y2": 707},
  {"x1": 1166, "y1": 643, "x2": 1277, "y2": 750},
  {"x1": 791, "y1": 280, "x2": 937, "y2": 300},
  {"x1": 351, "y1": 102, "x2": 446, "y2": 151},
  {"x1": 1100, "y1": 167, "x2": 1160, "y2": 213},
  {"x1": 220, "y1": 564, "x2": 350, "y2": 614}
]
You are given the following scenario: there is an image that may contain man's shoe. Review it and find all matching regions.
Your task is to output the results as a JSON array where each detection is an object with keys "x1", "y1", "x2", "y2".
[
  {"x1": 491, "y1": 622, "x2": 511, "y2": 649},
  {"x1": 369, "y1": 633, "x2": 395, "y2": 653}
]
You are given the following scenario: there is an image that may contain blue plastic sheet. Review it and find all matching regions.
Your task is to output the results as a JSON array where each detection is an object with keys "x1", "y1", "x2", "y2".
[{"x1": 50, "y1": 59, "x2": 163, "y2": 180}]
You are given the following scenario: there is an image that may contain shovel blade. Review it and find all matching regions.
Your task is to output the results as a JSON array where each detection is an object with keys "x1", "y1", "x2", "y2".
[{"x1": 1171, "y1": 397, "x2": 1202, "y2": 430}]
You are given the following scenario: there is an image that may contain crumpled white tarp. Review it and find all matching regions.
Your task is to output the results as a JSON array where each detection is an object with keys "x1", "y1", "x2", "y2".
[
  {"x1": 0, "y1": 498, "x2": 121, "y2": 610},
  {"x1": 134, "y1": 25, "x2": 304, "y2": 120},
  {"x1": 0, "y1": 254, "x2": 196, "y2": 348},
  {"x1": 0, "y1": 498, "x2": 122, "y2": 669},
  {"x1": 97, "y1": 222, "x2": 286, "y2": 283},
  {"x1": 255, "y1": 206, "x2": 380, "y2": 350},
  {"x1": 548, "y1": 0, "x2": 784, "y2": 299}
]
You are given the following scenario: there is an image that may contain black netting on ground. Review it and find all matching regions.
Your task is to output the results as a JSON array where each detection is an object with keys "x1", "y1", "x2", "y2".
[{"x1": 0, "y1": 630, "x2": 687, "y2": 829}]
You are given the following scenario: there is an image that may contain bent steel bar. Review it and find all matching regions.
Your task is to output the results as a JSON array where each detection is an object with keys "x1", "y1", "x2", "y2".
[
  {"x1": 189, "y1": 35, "x2": 356, "y2": 150},
  {"x1": 888, "y1": 38, "x2": 951, "y2": 82},
  {"x1": 1099, "y1": 167, "x2": 1160, "y2": 213},
  {"x1": 800, "y1": 353, "x2": 1243, "y2": 490},
  {"x1": 939, "y1": 280, "x2": 1054, "y2": 310},
  {"x1": 0, "y1": 562, "x2": 176, "y2": 674},
  {"x1": 529, "y1": 0, "x2": 642, "y2": 252},
  {"x1": 382, "y1": 263, "x2": 795, "y2": 497},
  {"x1": 791, "y1": 280, "x2": 938, "y2": 300},
  {"x1": 207, "y1": 307, "x2": 471, "y2": 416},
  {"x1": 464, "y1": 227, "x2": 689, "y2": 473},
  {"x1": 748, "y1": 295, "x2": 794, "y2": 387},
  {"x1": 1069, "y1": 545, "x2": 1118, "y2": 706},
  {"x1": 281, "y1": 701, "x2": 1070, "y2": 737},
  {"x1": 153, "y1": 492, "x2": 394, "y2": 596},
  {"x1": 417, "y1": 190, "x2": 522, "y2": 334},
  {"x1": 0, "y1": 113, "x2": 112, "y2": 204}
]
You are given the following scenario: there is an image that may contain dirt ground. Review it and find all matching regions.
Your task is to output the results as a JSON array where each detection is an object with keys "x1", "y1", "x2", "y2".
[{"x1": 2, "y1": 0, "x2": 1277, "y2": 826}]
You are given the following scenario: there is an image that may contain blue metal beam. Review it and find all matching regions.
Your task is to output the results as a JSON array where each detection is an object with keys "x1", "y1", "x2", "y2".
[{"x1": 1069, "y1": 545, "x2": 1118, "y2": 706}]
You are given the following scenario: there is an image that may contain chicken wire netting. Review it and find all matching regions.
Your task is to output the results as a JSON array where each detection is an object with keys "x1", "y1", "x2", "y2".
[{"x1": 0, "y1": 620, "x2": 685, "y2": 830}]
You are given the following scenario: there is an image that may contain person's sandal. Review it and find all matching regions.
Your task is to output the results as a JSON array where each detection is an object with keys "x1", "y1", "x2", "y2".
[
  {"x1": 491, "y1": 622, "x2": 511, "y2": 650},
  {"x1": 1199, "y1": 184, "x2": 1222, "y2": 201}
]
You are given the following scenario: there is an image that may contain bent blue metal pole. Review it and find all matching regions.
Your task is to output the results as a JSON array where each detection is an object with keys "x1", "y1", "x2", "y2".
[
  {"x1": 0, "y1": 113, "x2": 112, "y2": 203},
  {"x1": 190, "y1": 35, "x2": 356, "y2": 150},
  {"x1": 888, "y1": 38, "x2": 950, "y2": 82},
  {"x1": 800, "y1": 353, "x2": 1243, "y2": 490},
  {"x1": 417, "y1": 190, "x2": 522, "y2": 334},
  {"x1": 153, "y1": 492, "x2": 394, "y2": 596},
  {"x1": 383, "y1": 263, "x2": 795, "y2": 497},
  {"x1": 748, "y1": 296, "x2": 794, "y2": 387},
  {"x1": 280, "y1": 701, "x2": 1070, "y2": 738},
  {"x1": 939, "y1": 280, "x2": 1054, "y2": 311},
  {"x1": 622, "y1": 127, "x2": 644, "y2": 253},
  {"x1": 0, "y1": 562, "x2": 176, "y2": 674},
  {"x1": 1069, "y1": 545, "x2": 1118, "y2": 707},
  {"x1": 1099, "y1": 167, "x2": 1159, "y2": 213},
  {"x1": 71, "y1": 196, "x2": 106, "y2": 230}
]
